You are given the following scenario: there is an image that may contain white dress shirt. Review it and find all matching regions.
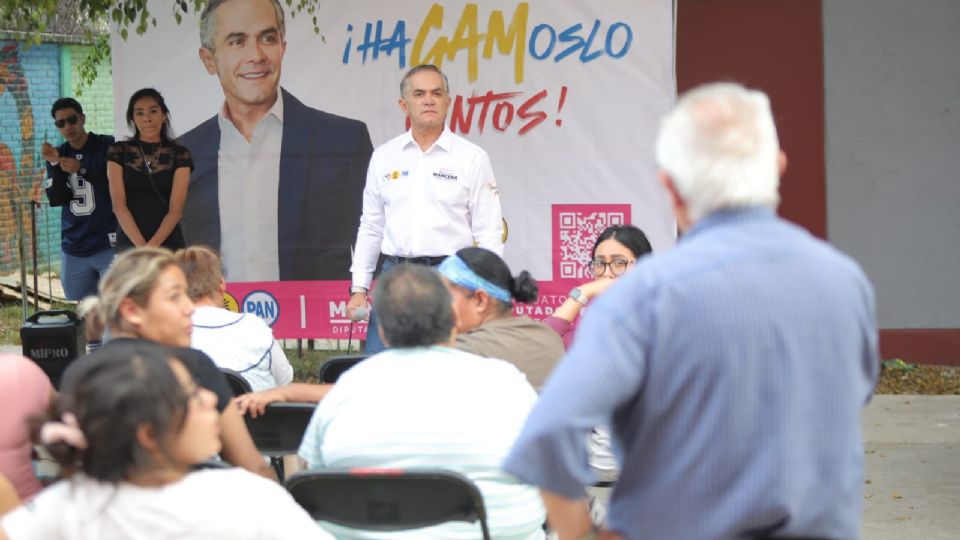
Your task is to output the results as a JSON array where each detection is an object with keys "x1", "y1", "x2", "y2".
[
  {"x1": 350, "y1": 128, "x2": 503, "y2": 288},
  {"x1": 217, "y1": 97, "x2": 283, "y2": 282}
]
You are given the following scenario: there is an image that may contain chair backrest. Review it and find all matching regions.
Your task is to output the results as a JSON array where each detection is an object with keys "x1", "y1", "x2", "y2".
[
  {"x1": 221, "y1": 368, "x2": 252, "y2": 396},
  {"x1": 317, "y1": 354, "x2": 369, "y2": 383},
  {"x1": 244, "y1": 402, "x2": 316, "y2": 456},
  {"x1": 285, "y1": 468, "x2": 490, "y2": 540}
]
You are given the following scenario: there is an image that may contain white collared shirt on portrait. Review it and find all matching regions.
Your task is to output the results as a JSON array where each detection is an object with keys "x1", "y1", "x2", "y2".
[
  {"x1": 350, "y1": 128, "x2": 504, "y2": 289},
  {"x1": 217, "y1": 96, "x2": 283, "y2": 282}
]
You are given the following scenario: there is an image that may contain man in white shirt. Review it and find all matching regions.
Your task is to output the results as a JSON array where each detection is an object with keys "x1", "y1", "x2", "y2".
[
  {"x1": 299, "y1": 264, "x2": 544, "y2": 539},
  {"x1": 348, "y1": 64, "x2": 504, "y2": 353},
  {"x1": 179, "y1": 0, "x2": 372, "y2": 281}
]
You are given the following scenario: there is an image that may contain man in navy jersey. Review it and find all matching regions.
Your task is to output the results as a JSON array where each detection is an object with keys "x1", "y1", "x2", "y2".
[{"x1": 41, "y1": 98, "x2": 117, "y2": 300}]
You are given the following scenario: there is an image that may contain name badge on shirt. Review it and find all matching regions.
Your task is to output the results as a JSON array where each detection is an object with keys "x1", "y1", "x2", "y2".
[{"x1": 432, "y1": 168, "x2": 458, "y2": 182}]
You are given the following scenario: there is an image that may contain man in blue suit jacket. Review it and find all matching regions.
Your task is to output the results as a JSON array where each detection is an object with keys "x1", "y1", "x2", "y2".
[{"x1": 180, "y1": 0, "x2": 372, "y2": 281}]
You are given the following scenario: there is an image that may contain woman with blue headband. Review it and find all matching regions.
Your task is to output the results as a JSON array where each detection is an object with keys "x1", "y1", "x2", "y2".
[{"x1": 438, "y1": 247, "x2": 565, "y2": 390}]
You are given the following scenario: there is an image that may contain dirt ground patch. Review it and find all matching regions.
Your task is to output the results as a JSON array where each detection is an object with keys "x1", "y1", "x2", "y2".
[{"x1": 876, "y1": 360, "x2": 960, "y2": 395}]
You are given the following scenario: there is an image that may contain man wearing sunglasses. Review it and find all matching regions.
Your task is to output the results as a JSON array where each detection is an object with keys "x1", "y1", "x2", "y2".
[{"x1": 41, "y1": 98, "x2": 117, "y2": 300}]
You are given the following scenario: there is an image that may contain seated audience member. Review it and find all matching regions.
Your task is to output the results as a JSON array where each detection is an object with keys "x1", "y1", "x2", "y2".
[
  {"x1": 438, "y1": 247, "x2": 564, "y2": 389},
  {"x1": 298, "y1": 264, "x2": 545, "y2": 539},
  {"x1": 504, "y1": 83, "x2": 879, "y2": 540},
  {"x1": 545, "y1": 227, "x2": 651, "y2": 485},
  {"x1": 72, "y1": 247, "x2": 273, "y2": 479},
  {"x1": 544, "y1": 224, "x2": 652, "y2": 348},
  {"x1": 0, "y1": 345, "x2": 330, "y2": 539},
  {"x1": 0, "y1": 474, "x2": 17, "y2": 516},
  {"x1": 439, "y1": 248, "x2": 613, "y2": 522},
  {"x1": 0, "y1": 355, "x2": 53, "y2": 502},
  {"x1": 76, "y1": 297, "x2": 106, "y2": 351},
  {"x1": 174, "y1": 246, "x2": 293, "y2": 391}
]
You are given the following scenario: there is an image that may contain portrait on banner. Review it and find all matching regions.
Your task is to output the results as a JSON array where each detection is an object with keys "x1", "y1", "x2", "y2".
[{"x1": 178, "y1": 0, "x2": 373, "y2": 282}]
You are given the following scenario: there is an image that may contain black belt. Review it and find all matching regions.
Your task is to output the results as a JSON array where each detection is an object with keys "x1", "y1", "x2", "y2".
[{"x1": 383, "y1": 254, "x2": 447, "y2": 266}]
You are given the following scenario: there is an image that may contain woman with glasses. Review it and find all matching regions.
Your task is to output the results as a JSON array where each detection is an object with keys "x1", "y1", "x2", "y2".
[
  {"x1": 544, "y1": 224, "x2": 652, "y2": 497},
  {"x1": 107, "y1": 88, "x2": 192, "y2": 253},
  {"x1": 545, "y1": 224, "x2": 653, "y2": 348}
]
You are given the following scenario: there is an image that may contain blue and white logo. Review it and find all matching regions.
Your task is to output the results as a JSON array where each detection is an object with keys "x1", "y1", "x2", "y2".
[{"x1": 242, "y1": 290, "x2": 280, "y2": 327}]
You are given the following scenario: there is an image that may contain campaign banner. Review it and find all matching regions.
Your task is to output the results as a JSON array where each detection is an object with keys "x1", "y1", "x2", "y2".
[
  {"x1": 223, "y1": 278, "x2": 576, "y2": 339},
  {"x1": 223, "y1": 281, "x2": 366, "y2": 340},
  {"x1": 112, "y1": 0, "x2": 675, "y2": 338}
]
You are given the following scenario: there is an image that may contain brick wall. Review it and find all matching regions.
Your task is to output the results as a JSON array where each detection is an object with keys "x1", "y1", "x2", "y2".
[
  {"x1": 0, "y1": 41, "x2": 114, "y2": 276},
  {"x1": 0, "y1": 42, "x2": 61, "y2": 275}
]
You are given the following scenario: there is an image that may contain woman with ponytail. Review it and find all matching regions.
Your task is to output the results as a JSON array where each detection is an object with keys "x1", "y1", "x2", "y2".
[
  {"x1": 0, "y1": 345, "x2": 330, "y2": 539},
  {"x1": 438, "y1": 247, "x2": 565, "y2": 389}
]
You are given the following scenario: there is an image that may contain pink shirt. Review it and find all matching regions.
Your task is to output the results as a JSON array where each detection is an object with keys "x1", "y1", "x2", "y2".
[
  {"x1": 0, "y1": 355, "x2": 52, "y2": 500},
  {"x1": 542, "y1": 315, "x2": 576, "y2": 350}
]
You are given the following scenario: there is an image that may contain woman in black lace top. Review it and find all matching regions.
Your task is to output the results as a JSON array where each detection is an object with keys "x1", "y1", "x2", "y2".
[{"x1": 107, "y1": 88, "x2": 193, "y2": 252}]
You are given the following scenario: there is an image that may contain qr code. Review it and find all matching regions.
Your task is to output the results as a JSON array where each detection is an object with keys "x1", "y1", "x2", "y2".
[{"x1": 552, "y1": 204, "x2": 632, "y2": 280}]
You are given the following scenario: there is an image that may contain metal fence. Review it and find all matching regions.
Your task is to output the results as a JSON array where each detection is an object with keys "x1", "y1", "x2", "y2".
[{"x1": 8, "y1": 198, "x2": 60, "y2": 321}]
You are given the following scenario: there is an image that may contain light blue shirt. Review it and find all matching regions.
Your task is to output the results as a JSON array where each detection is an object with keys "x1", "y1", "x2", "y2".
[{"x1": 503, "y1": 208, "x2": 879, "y2": 540}]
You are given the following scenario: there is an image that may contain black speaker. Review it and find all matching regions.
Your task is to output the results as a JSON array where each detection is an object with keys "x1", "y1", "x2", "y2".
[{"x1": 20, "y1": 310, "x2": 86, "y2": 389}]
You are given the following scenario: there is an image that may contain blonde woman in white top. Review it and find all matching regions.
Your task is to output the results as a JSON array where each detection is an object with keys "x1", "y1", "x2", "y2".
[{"x1": 175, "y1": 246, "x2": 293, "y2": 391}]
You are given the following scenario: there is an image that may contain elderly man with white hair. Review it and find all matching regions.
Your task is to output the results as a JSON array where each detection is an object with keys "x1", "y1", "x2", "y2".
[{"x1": 503, "y1": 83, "x2": 879, "y2": 540}]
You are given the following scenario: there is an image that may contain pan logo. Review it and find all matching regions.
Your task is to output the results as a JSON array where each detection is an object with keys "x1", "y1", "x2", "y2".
[{"x1": 242, "y1": 290, "x2": 280, "y2": 326}]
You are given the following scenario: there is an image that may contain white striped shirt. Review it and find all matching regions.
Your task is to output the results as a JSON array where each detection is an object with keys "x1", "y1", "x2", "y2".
[{"x1": 299, "y1": 346, "x2": 545, "y2": 539}]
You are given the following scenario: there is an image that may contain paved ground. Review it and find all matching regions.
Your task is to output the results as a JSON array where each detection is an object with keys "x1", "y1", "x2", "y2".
[
  {"x1": 583, "y1": 394, "x2": 960, "y2": 539},
  {"x1": 4, "y1": 345, "x2": 957, "y2": 537},
  {"x1": 861, "y1": 395, "x2": 960, "y2": 539}
]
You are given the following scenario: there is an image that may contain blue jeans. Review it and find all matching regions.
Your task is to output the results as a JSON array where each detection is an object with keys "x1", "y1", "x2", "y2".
[
  {"x1": 60, "y1": 248, "x2": 115, "y2": 300},
  {"x1": 363, "y1": 256, "x2": 446, "y2": 354},
  {"x1": 362, "y1": 258, "x2": 397, "y2": 355},
  {"x1": 364, "y1": 308, "x2": 386, "y2": 354}
]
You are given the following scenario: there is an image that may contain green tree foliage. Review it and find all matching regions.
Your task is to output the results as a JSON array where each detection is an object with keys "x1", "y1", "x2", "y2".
[{"x1": 0, "y1": 0, "x2": 323, "y2": 92}]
